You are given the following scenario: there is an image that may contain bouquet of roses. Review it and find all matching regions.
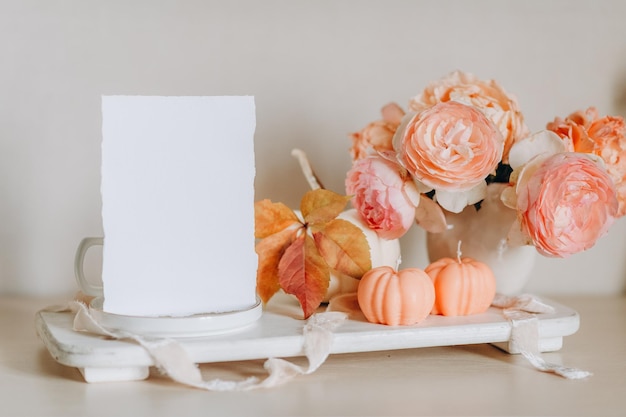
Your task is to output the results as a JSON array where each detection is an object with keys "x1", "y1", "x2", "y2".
[{"x1": 346, "y1": 70, "x2": 626, "y2": 258}]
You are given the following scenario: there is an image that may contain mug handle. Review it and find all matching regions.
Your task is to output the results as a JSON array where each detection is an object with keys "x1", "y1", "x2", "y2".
[{"x1": 74, "y1": 237, "x2": 104, "y2": 297}]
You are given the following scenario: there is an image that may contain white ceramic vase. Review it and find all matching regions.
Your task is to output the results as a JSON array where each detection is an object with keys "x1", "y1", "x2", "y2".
[{"x1": 426, "y1": 183, "x2": 537, "y2": 295}]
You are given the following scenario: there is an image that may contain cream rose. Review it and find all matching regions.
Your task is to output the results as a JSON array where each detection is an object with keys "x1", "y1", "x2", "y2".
[
  {"x1": 409, "y1": 70, "x2": 529, "y2": 163},
  {"x1": 396, "y1": 101, "x2": 504, "y2": 212}
]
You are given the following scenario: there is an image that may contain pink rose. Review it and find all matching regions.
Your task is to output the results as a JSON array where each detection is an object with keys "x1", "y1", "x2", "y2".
[
  {"x1": 398, "y1": 101, "x2": 504, "y2": 193},
  {"x1": 516, "y1": 152, "x2": 618, "y2": 258},
  {"x1": 345, "y1": 155, "x2": 418, "y2": 239},
  {"x1": 547, "y1": 107, "x2": 626, "y2": 217},
  {"x1": 350, "y1": 103, "x2": 405, "y2": 161},
  {"x1": 409, "y1": 71, "x2": 529, "y2": 163}
]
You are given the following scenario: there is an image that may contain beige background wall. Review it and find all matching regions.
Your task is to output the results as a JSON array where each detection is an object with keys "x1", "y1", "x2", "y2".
[{"x1": 1, "y1": 0, "x2": 625, "y2": 296}]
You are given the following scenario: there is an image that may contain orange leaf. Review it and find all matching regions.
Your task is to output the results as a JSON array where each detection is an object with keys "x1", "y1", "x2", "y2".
[
  {"x1": 313, "y1": 219, "x2": 372, "y2": 279},
  {"x1": 255, "y1": 199, "x2": 300, "y2": 239},
  {"x1": 278, "y1": 234, "x2": 330, "y2": 319},
  {"x1": 300, "y1": 189, "x2": 351, "y2": 227},
  {"x1": 255, "y1": 226, "x2": 299, "y2": 303}
]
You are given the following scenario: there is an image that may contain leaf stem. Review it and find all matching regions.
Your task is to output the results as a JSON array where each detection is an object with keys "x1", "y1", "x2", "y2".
[{"x1": 291, "y1": 148, "x2": 324, "y2": 190}]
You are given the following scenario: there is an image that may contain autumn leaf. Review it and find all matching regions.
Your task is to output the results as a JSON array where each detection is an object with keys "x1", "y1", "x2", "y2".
[
  {"x1": 277, "y1": 233, "x2": 330, "y2": 319},
  {"x1": 300, "y1": 189, "x2": 351, "y2": 227},
  {"x1": 255, "y1": 186, "x2": 372, "y2": 318},
  {"x1": 313, "y1": 218, "x2": 372, "y2": 279},
  {"x1": 255, "y1": 226, "x2": 300, "y2": 303},
  {"x1": 254, "y1": 199, "x2": 301, "y2": 239}
]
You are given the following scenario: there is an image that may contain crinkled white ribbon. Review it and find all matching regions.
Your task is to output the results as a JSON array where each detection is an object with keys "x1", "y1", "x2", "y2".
[
  {"x1": 492, "y1": 294, "x2": 592, "y2": 380},
  {"x1": 46, "y1": 293, "x2": 589, "y2": 386},
  {"x1": 60, "y1": 301, "x2": 346, "y2": 390},
  {"x1": 328, "y1": 293, "x2": 591, "y2": 380}
]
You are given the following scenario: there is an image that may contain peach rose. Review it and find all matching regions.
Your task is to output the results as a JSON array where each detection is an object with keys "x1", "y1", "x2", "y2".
[
  {"x1": 547, "y1": 107, "x2": 626, "y2": 217},
  {"x1": 350, "y1": 103, "x2": 405, "y2": 161},
  {"x1": 409, "y1": 71, "x2": 529, "y2": 163},
  {"x1": 345, "y1": 155, "x2": 418, "y2": 239},
  {"x1": 397, "y1": 101, "x2": 503, "y2": 212},
  {"x1": 546, "y1": 107, "x2": 596, "y2": 152},
  {"x1": 515, "y1": 152, "x2": 618, "y2": 258}
]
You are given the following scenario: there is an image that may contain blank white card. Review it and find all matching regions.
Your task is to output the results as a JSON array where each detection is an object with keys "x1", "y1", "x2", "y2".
[{"x1": 101, "y1": 96, "x2": 257, "y2": 317}]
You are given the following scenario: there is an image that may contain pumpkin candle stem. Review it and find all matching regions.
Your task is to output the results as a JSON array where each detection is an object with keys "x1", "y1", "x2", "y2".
[
  {"x1": 395, "y1": 255, "x2": 402, "y2": 271},
  {"x1": 291, "y1": 148, "x2": 324, "y2": 190}
]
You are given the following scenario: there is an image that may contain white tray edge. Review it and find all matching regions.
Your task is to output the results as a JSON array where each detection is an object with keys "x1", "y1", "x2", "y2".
[{"x1": 35, "y1": 296, "x2": 580, "y2": 369}]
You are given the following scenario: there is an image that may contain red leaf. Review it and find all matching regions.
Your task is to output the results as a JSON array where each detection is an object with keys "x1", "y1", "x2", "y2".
[
  {"x1": 277, "y1": 234, "x2": 330, "y2": 318},
  {"x1": 255, "y1": 226, "x2": 299, "y2": 303}
]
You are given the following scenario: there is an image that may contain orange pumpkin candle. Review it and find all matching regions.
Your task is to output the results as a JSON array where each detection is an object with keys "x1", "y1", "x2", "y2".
[
  {"x1": 357, "y1": 266, "x2": 435, "y2": 326},
  {"x1": 425, "y1": 245, "x2": 496, "y2": 316}
]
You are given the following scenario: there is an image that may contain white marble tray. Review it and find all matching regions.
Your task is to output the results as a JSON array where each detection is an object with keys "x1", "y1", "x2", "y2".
[{"x1": 35, "y1": 294, "x2": 580, "y2": 383}]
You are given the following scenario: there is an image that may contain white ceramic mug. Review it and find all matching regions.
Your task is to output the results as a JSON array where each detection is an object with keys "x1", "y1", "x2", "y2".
[{"x1": 74, "y1": 237, "x2": 104, "y2": 297}]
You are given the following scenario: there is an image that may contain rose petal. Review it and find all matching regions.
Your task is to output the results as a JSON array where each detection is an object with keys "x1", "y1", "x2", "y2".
[
  {"x1": 500, "y1": 185, "x2": 518, "y2": 209},
  {"x1": 508, "y1": 130, "x2": 566, "y2": 169},
  {"x1": 464, "y1": 181, "x2": 488, "y2": 205},
  {"x1": 583, "y1": 152, "x2": 607, "y2": 168},
  {"x1": 381, "y1": 102, "x2": 405, "y2": 125},
  {"x1": 392, "y1": 111, "x2": 417, "y2": 154},
  {"x1": 412, "y1": 178, "x2": 433, "y2": 194},
  {"x1": 435, "y1": 182, "x2": 487, "y2": 213},
  {"x1": 512, "y1": 154, "x2": 551, "y2": 212},
  {"x1": 402, "y1": 180, "x2": 421, "y2": 207},
  {"x1": 434, "y1": 190, "x2": 467, "y2": 213}
]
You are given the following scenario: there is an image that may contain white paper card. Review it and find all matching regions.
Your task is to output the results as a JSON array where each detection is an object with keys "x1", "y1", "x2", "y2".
[{"x1": 101, "y1": 96, "x2": 257, "y2": 317}]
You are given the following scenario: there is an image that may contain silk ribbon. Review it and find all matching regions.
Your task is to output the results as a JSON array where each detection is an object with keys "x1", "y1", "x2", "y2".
[
  {"x1": 491, "y1": 293, "x2": 591, "y2": 379},
  {"x1": 60, "y1": 301, "x2": 346, "y2": 390}
]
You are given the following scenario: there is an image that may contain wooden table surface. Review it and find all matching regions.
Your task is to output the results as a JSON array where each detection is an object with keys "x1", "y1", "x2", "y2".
[{"x1": 1, "y1": 294, "x2": 624, "y2": 417}]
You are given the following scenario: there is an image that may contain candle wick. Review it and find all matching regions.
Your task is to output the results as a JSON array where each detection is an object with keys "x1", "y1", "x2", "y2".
[
  {"x1": 291, "y1": 148, "x2": 324, "y2": 190},
  {"x1": 395, "y1": 255, "x2": 402, "y2": 271},
  {"x1": 456, "y1": 240, "x2": 463, "y2": 263}
]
